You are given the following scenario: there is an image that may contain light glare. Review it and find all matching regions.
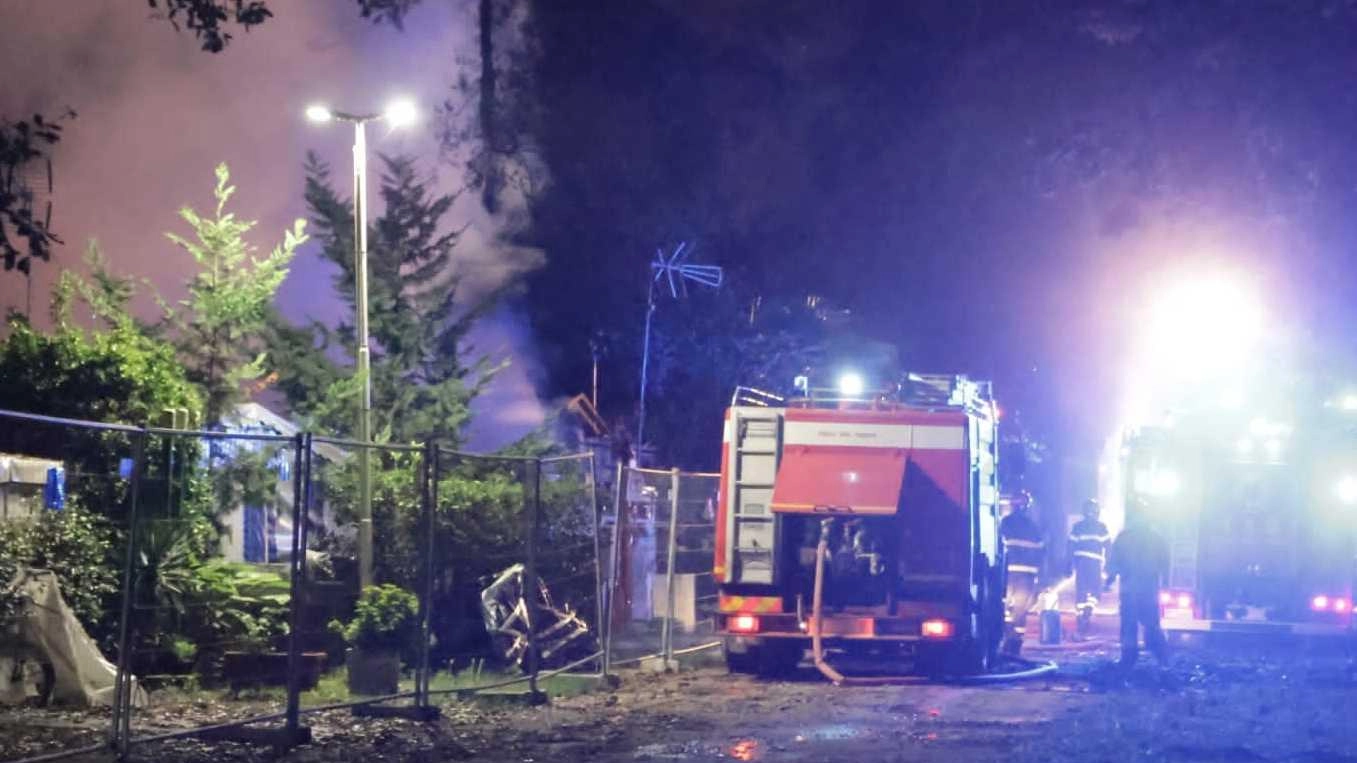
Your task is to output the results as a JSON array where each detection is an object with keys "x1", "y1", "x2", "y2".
[
  {"x1": 837, "y1": 372, "x2": 865, "y2": 397},
  {"x1": 1335, "y1": 476, "x2": 1357, "y2": 505},
  {"x1": 384, "y1": 98, "x2": 418, "y2": 128},
  {"x1": 305, "y1": 104, "x2": 333, "y2": 123}
]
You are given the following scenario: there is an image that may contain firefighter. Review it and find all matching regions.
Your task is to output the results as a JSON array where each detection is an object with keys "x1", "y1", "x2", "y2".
[
  {"x1": 1105, "y1": 500, "x2": 1169, "y2": 667},
  {"x1": 1068, "y1": 498, "x2": 1111, "y2": 639},
  {"x1": 1000, "y1": 490, "x2": 1045, "y2": 655}
]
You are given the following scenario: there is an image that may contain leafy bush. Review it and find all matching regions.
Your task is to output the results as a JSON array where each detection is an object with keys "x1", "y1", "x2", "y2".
[
  {"x1": 127, "y1": 518, "x2": 290, "y2": 671},
  {"x1": 0, "y1": 506, "x2": 119, "y2": 636},
  {"x1": 330, "y1": 584, "x2": 418, "y2": 654}
]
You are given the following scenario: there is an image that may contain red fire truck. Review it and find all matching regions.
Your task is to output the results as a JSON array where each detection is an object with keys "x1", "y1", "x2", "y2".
[
  {"x1": 713, "y1": 373, "x2": 1007, "y2": 676},
  {"x1": 1121, "y1": 398, "x2": 1357, "y2": 638}
]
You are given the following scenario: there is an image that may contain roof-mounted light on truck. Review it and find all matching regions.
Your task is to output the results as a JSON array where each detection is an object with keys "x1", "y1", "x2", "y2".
[{"x1": 837, "y1": 372, "x2": 865, "y2": 397}]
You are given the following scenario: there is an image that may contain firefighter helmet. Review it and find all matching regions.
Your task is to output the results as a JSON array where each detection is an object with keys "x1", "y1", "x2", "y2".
[
  {"x1": 1082, "y1": 498, "x2": 1099, "y2": 518},
  {"x1": 1012, "y1": 489, "x2": 1033, "y2": 511}
]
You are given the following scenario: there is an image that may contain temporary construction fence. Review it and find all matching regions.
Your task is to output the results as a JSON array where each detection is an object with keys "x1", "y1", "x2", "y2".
[
  {"x1": 602, "y1": 465, "x2": 721, "y2": 672},
  {"x1": 0, "y1": 408, "x2": 718, "y2": 763}
]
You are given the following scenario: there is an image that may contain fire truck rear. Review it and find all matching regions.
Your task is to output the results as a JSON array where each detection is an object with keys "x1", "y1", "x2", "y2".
[
  {"x1": 713, "y1": 374, "x2": 1006, "y2": 675},
  {"x1": 1120, "y1": 398, "x2": 1357, "y2": 639}
]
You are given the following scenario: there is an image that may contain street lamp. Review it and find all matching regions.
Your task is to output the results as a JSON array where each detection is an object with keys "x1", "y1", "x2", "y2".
[{"x1": 306, "y1": 97, "x2": 418, "y2": 589}]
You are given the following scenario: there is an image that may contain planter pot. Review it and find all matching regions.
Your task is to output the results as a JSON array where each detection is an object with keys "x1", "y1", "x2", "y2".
[
  {"x1": 223, "y1": 651, "x2": 327, "y2": 693},
  {"x1": 346, "y1": 648, "x2": 401, "y2": 695}
]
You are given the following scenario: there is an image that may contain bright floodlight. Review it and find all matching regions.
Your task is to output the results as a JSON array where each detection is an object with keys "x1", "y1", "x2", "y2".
[
  {"x1": 384, "y1": 98, "x2": 417, "y2": 128},
  {"x1": 1137, "y1": 271, "x2": 1263, "y2": 390},
  {"x1": 1343, "y1": 395, "x2": 1357, "y2": 412},
  {"x1": 1149, "y1": 470, "x2": 1180, "y2": 497},
  {"x1": 305, "y1": 104, "x2": 333, "y2": 123},
  {"x1": 1336, "y1": 475, "x2": 1357, "y2": 505},
  {"x1": 837, "y1": 372, "x2": 865, "y2": 397}
]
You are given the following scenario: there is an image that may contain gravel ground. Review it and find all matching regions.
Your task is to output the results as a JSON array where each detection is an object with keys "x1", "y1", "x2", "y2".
[{"x1": 5, "y1": 637, "x2": 1357, "y2": 763}]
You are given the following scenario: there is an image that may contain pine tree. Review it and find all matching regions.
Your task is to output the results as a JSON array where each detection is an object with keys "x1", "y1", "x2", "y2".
[
  {"x1": 280, "y1": 153, "x2": 496, "y2": 445},
  {"x1": 164, "y1": 163, "x2": 307, "y2": 424}
]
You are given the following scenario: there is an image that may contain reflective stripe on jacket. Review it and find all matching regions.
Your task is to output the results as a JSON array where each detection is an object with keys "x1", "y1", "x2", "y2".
[
  {"x1": 1000, "y1": 511, "x2": 1045, "y2": 572},
  {"x1": 1068, "y1": 518, "x2": 1110, "y2": 564}
]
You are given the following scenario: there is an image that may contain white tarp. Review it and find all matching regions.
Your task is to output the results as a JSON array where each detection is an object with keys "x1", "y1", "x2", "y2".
[{"x1": 3, "y1": 568, "x2": 146, "y2": 707}]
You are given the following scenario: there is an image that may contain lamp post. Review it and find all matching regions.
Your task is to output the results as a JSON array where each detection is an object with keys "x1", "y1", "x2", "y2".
[{"x1": 306, "y1": 98, "x2": 417, "y2": 589}]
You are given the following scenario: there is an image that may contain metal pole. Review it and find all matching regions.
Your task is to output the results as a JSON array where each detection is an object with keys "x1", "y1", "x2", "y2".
[
  {"x1": 111, "y1": 431, "x2": 146, "y2": 755},
  {"x1": 587, "y1": 454, "x2": 604, "y2": 674},
  {"x1": 662, "y1": 468, "x2": 680, "y2": 666},
  {"x1": 602, "y1": 460, "x2": 625, "y2": 676},
  {"x1": 354, "y1": 119, "x2": 374, "y2": 590},
  {"x1": 636, "y1": 276, "x2": 656, "y2": 453},
  {"x1": 523, "y1": 459, "x2": 543, "y2": 698},
  {"x1": 284, "y1": 433, "x2": 310, "y2": 733},
  {"x1": 416, "y1": 442, "x2": 438, "y2": 708}
]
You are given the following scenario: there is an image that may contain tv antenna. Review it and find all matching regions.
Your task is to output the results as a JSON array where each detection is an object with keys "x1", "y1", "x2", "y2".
[{"x1": 636, "y1": 242, "x2": 723, "y2": 450}]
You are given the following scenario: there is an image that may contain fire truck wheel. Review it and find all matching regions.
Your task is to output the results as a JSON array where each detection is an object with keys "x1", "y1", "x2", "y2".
[
  {"x1": 723, "y1": 638, "x2": 802, "y2": 677},
  {"x1": 722, "y1": 639, "x2": 759, "y2": 674}
]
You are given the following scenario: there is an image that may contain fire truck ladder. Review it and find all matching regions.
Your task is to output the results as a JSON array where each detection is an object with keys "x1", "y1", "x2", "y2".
[{"x1": 728, "y1": 408, "x2": 781, "y2": 585}]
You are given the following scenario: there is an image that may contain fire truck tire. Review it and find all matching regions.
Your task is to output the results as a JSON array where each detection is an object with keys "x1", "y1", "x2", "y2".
[{"x1": 723, "y1": 638, "x2": 802, "y2": 676}]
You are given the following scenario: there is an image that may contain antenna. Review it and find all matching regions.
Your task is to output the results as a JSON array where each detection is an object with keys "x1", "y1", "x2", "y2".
[{"x1": 637, "y1": 241, "x2": 723, "y2": 450}]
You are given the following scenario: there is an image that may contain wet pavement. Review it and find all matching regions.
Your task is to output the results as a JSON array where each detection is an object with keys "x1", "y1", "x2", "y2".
[{"x1": 4, "y1": 632, "x2": 1357, "y2": 762}]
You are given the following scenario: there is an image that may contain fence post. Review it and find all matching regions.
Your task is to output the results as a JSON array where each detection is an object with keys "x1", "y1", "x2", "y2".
[
  {"x1": 523, "y1": 458, "x2": 544, "y2": 701},
  {"x1": 110, "y1": 429, "x2": 146, "y2": 755},
  {"x1": 415, "y1": 441, "x2": 438, "y2": 711},
  {"x1": 602, "y1": 460, "x2": 625, "y2": 676},
  {"x1": 662, "y1": 468, "x2": 681, "y2": 668},
  {"x1": 588, "y1": 454, "x2": 604, "y2": 676},
  {"x1": 283, "y1": 432, "x2": 311, "y2": 741}
]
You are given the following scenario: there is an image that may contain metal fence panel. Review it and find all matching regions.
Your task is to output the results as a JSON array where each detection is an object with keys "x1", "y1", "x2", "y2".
[
  {"x1": 668, "y1": 471, "x2": 721, "y2": 657},
  {"x1": 0, "y1": 403, "x2": 663, "y2": 762},
  {"x1": 120, "y1": 429, "x2": 299, "y2": 754},
  {"x1": 603, "y1": 466, "x2": 674, "y2": 668},
  {"x1": 0, "y1": 412, "x2": 140, "y2": 761}
]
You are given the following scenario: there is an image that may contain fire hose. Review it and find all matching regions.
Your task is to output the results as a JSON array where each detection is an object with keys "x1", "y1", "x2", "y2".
[{"x1": 810, "y1": 529, "x2": 1057, "y2": 686}]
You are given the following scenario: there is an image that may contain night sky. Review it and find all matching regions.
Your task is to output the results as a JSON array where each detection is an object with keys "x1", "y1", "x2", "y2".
[{"x1": 7, "y1": 1, "x2": 1357, "y2": 477}]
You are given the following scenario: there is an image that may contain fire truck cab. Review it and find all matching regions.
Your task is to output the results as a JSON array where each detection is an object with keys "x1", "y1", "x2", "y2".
[{"x1": 714, "y1": 373, "x2": 1006, "y2": 675}]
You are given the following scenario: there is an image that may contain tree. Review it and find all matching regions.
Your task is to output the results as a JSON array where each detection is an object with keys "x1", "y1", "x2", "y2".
[
  {"x1": 0, "y1": 111, "x2": 74, "y2": 279},
  {"x1": 280, "y1": 153, "x2": 493, "y2": 445},
  {"x1": 146, "y1": 0, "x2": 421, "y2": 52},
  {"x1": 162, "y1": 163, "x2": 307, "y2": 424}
]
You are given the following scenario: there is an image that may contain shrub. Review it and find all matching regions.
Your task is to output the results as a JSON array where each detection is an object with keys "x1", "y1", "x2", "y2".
[
  {"x1": 330, "y1": 584, "x2": 418, "y2": 654},
  {"x1": 0, "y1": 506, "x2": 119, "y2": 636}
]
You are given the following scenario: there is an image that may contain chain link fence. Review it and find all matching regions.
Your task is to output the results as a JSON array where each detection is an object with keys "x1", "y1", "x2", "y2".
[
  {"x1": 0, "y1": 408, "x2": 715, "y2": 763},
  {"x1": 602, "y1": 466, "x2": 721, "y2": 671}
]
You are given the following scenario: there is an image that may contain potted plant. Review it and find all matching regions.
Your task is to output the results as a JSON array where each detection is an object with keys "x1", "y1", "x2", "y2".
[{"x1": 330, "y1": 584, "x2": 419, "y2": 695}]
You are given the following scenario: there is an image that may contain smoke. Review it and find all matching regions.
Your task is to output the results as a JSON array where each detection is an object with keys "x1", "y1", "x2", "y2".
[{"x1": 0, "y1": 0, "x2": 546, "y2": 446}]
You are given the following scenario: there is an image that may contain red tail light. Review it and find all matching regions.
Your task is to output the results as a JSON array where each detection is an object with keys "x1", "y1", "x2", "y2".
[
  {"x1": 1334, "y1": 599, "x2": 1350, "y2": 613},
  {"x1": 729, "y1": 614, "x2": 759, "y2": 634},
  {"x1": 1159, "y1": 591, "x2": 1173, "y2": 606},
  {"x1": 1176, "y1": 594, "x2": 1192, "y2": 610},
  {"x1": 921, "y1": 619, "x2": 953, "y2": 639},
  {"x1": 1312, "y1": 595, "x2": 1330, "y2": 611}
]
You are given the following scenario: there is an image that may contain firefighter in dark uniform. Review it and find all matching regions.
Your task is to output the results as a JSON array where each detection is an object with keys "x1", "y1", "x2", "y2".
[
  {"x1": 1068, "y1": 498, "x2": 1111, "y2": 639},
  {"x1": 1105, "y1": 500, "x2": 1169, "y2": 667},
  {"x1": 1000, "y1": 490, "x2": 1044, "y2": 656}
]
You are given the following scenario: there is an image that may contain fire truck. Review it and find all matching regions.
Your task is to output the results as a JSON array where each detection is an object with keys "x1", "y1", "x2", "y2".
[
  {"x1": 713, "y1": 373, "x2": 1007, "y2": 676},
  {"x1": 1120, "y1": 397, "x2": 1357, "y2": 637}
]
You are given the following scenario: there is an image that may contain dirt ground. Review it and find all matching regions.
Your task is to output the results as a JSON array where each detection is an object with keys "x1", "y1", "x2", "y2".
[{"x1": 5, "y1": 635, "x2": 1357, "y2": 763}]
